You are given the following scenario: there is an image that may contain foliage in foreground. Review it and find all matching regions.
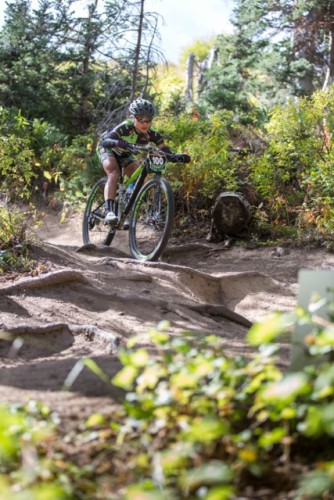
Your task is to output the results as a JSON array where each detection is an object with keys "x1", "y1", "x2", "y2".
[
  {"x1": 110, "y1": 312, "x2": 334, "y2": 499},
  {"x1": 2, "y1": 300, "x2": 334, "y2": 498},
  {"x1": 0, "y1": 401, "x2": 69, "y2": 498}
]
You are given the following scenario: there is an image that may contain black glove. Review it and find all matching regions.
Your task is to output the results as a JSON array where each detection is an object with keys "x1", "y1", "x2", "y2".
[
  {"x1": 170, "y1": 154, "x2": 191, "y2": 164},
  {"x1": 100, "y1": 138, "x2": 129, "y2": 150}
]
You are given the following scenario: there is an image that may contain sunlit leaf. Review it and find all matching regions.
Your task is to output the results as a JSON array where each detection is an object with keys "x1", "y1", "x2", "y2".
[
  {"x1": 84, "y1": 359, "x2": 110, "y2": 384},
  {"x1": 258, "y1": 427, "x2": 286, "y2": 449},
  {"x1": 137, "y1": 365, "x2": 164, "y2": 391},
  {"x1": 112, "y1": 366, "x2": 138, "y2": 389},
  {"x1": 247, "y1": 312, "x2": 297, "y2": 345},
  {"x1": 160, "y1": 448, "x2": 189, "y2": 475},
  {"x1": 281, "y1": 407, "x2": 297, "y2": 419},
  {"x1": 182, "y1": 417, "x2": 229, "y2": 443},
  {"x1": 148, "y1": 330, "x2": 170, "y2": 344},
  {"x1": 132, "y1": 349, "x2": 150, "y2": 367},
  {"x1": 260, "y1": 372, "x2": 310, "y2": 404},
  {"x1": 238, "y1": 447, "x2": 257, "y2": 463},
  {"x1": 85, "y1": 413, "x2": 105, "y2": 427},
  {"x1": 171, "y1": 371, "x2": 198, "y2": 388},
  {"x1": 179, "y1": 460, "x2": 233, "y2": 491},
  {"x1": 205, "y1": 485, "x2": 236, "y2": 500},
  {"x1": 43, "y1": 170, "x2": 52, "y2": 180},
  {"x1": 125, "y1": 480, "x2": 171, "y2": 499}
]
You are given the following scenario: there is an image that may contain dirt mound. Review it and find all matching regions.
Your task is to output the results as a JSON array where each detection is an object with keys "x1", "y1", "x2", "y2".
[{"x1": 2, "y1": 213, "x2": 333, "y2": 417}]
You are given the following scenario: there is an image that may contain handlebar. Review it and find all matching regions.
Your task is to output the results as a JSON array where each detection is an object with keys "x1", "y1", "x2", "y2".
[
  {"x1": 100, "y1": 139, "x2": 191, "y2": 163},
  {"x1": 130, "y1": 145, "x2": 191, "y2": 163},
  {"x1": 100, "y1": 139, "x2": 169, "y2": 156},
  {"x1": 128, "y1": 144, "x2": 173, "y2": 158}
]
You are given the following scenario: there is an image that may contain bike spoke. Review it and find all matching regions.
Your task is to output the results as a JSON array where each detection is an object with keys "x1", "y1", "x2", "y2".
[
  {"x1": 82, "y1": 178, "x2": 116, "y2": 246},
  {"x1": 129, "y1": 178, "x2": 174, "y2": 260}
]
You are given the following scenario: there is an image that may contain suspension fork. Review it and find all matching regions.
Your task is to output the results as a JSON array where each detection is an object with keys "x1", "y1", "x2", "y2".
[{"x1": 154, "y1": 173, "x2": 162, "y2": 210}]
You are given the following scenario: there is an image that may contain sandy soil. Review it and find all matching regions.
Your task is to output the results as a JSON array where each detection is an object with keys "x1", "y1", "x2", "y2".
[{"x1": 1, "y1": 213, "x2": 334, "y2": 421}]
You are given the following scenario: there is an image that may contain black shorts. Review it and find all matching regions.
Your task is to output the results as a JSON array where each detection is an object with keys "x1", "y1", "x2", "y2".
[{"x1": 98, "y1": 147, "x2": 136, "y2": 170}]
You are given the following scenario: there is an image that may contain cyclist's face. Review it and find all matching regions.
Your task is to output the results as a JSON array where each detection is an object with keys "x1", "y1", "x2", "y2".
[{"x1": 134, "y1": 115, "x2": 153, "y2": 132}]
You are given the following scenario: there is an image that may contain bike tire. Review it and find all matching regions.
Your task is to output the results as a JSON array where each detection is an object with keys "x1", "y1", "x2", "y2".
[
  {"x1": 129, "y1": 177, "x2": 174, "y2": 261},
  {"x1": 82, "y1": 177, "x2": 116, "y2": 246}
]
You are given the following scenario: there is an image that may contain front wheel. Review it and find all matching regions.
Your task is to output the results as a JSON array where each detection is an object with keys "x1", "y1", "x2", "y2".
[
  {"x1": 82, "y1": 177, "x2": 116, "y2": 246},
  {"x1": 129, "y1": 177, "x2": 174, "y2": 261}
]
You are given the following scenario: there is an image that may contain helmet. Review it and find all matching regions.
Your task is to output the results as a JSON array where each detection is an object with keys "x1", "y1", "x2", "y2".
[{"x1": 129, "y1": 98, "x2": 156, "y2": 117}]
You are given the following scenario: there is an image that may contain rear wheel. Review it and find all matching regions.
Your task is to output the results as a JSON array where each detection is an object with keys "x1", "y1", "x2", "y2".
[
  {"x1": 82, "y1": 177, "x2": 116, "y2": 246},
  {"x1": 129, "y1": 177, "x2": 174, "y2": 261}
]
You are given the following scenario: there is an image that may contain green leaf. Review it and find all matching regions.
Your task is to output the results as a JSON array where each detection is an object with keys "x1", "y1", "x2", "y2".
[
  {"x1": 125, "y1": 481, "x2": 172, "y2": 499},
  {"x1": 84, "y1": 358, "x2": 110, "y2": 384},
  {"x1": 43, "y1": 170, "x2": 52, "y2": 180},
  {"x1": 182, "y1": 417, "x2": 230, "y2": 443},
  {"x1": 298, "y1": 470, "x2": 334, "y2": 499},
  {"x1": 205, "y1": 485, "x2": 236, "y2": 500},
  {"x1": 112, "y1": 366, "x2": 138, "y2": 389},
  {"x1": 247, "y1": 312, "x2": 297, "y2": 345},
  {"x1": 260, "y1": 372, "x2": 310, "y2": 404},
  {"x1": 179, "y1": 461, "x2": 233, "y2": 491},
  {"x1": 85, "y1": 413, "x2": 105, "y2": 427},
  {"x1": 171, "y1": 371, "x2": 198, "y2": 388},
  {"x1": 131, "y1": 349, "x2": 150, "y2": 367},
  {"x1": 258, "y1": 427, "x2": 286, "y2": 449},
  {"x1": 160, "y1": 448, "x2": 189, "y2": 475},
  {"x1": 137, "y1": 365, "x2": 164, "y2": 391}
]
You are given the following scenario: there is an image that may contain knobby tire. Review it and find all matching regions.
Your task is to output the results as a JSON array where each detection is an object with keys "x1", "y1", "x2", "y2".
[
  {"x1": 82, "y1": 177, "x2": 116, "y2": 246},
  {"x1": 129, "y1": 177, "x2": 174, "y2": 261}
]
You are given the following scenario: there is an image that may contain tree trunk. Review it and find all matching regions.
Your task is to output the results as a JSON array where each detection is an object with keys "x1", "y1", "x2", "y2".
[
  {"x1": 131, "y1": 0, "x2": 145, "y2": 99},
  {"x1": 323, "y1": 2, "x2": 334, "y2": 90},
  {"x1": 78, "y1": 0, "x2": 99, "y2": 132},
  {"x1": 292, "y1": 1, "x2": 320, "y2": 95},
  {"x1": 185, "y1": 52, "x2": 194, "y2": 102}
]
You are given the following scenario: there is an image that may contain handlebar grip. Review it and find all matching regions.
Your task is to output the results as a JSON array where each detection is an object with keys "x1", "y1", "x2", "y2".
[{"x1": 169, "y1": 154, "x2": 191, "y2": 163}]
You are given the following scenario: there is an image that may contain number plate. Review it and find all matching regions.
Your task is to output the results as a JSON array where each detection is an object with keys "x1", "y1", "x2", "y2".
[{"x1": 148, "y1": 154, "x2": 167, "y2": 172}]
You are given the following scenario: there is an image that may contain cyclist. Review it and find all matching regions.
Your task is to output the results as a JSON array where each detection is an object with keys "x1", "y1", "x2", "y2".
[{"x1": 98, "y1": 98, "x2": 190, "y2": 226}]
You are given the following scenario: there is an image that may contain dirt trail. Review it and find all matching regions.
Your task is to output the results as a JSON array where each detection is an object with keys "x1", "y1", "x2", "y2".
[{"x1": 1, "y1": 213, "x2": 333, "y2": 418}]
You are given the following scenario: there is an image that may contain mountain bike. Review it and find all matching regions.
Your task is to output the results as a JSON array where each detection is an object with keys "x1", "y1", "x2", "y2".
[{"x1": 82, "y1": 144, "x2": 189, "y2": 261}]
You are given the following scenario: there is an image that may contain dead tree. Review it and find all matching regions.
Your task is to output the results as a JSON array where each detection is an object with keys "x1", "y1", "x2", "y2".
[{"x1": 185, "y1": 52, "x2": 195, "y2": 103}]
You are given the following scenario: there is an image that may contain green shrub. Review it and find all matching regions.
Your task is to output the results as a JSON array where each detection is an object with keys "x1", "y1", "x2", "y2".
[
  {"x1": 0, "y1": 401, "x2": 70, "y2": 499},
  {"x1": 0, "y1": 207, "x2": 38, "y2": 274},
  {"x1": 0, "y1": 107, "x2": 98, "y2": 206},
  {"x1": 0, "y1": 134, "x2": 36, "y2": 201},
  {"x1": 108, "y1": 308, "x2": 334, "y2": 498},
  {"x1": 3, "y1": 304, "x2": 334, "y2": 498},
  {"x1": 156, "y1": 111, "x2": 244, "y2": 213},
  {"x1": 249, "y1": 86, "x2": 334, "y2": 238}
]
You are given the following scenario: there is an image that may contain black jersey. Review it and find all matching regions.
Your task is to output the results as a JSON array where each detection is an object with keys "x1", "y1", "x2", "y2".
[{"x1": 102, "y1": 119, "x2": 165, "y2": 149}]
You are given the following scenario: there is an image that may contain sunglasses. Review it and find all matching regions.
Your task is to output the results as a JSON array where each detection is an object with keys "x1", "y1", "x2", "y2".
[{"x1": 135, "y1": 116, "x2": 153, "y2": 123}]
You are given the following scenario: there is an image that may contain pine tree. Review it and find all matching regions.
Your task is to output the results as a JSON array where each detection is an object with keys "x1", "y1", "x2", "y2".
[
  {"x1": 197, "y1": 0, "x2": 334, "y2": 123},
  {"x1": 0, "y1": 0, "x2": 163, "y2": 134}
]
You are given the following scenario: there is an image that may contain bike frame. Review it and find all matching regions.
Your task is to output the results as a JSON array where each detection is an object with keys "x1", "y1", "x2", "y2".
[
  {"x1": 116, "y1": 149, "x2": 165, "y2": 229},
  {"x1": 83, "y1": 144, "x2": 177, "y2": 260}
]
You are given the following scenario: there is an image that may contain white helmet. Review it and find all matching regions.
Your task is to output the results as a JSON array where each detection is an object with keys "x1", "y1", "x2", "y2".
[{"x1": 129, "y1": 98, "x2": 156, "y2": 117}]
